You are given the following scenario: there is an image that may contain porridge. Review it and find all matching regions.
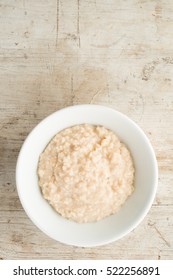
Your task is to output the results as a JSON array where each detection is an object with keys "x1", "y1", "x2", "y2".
[{"x1": 37, "y1": 124, "x2": 135, "y2": 223}]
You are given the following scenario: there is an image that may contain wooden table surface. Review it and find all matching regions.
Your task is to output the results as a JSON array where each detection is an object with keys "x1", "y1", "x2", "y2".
[{"x1": 0, "y1": 0, "x2": 173, "y2": 259}]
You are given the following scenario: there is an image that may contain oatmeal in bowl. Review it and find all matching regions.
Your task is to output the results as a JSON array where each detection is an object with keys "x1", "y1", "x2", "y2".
[
  {"x1": 38, "y1": 124, "x2": 135, "y2": 223},
  {"x1": 16, "y1": 105, "x2": 158, "y2": 246}
]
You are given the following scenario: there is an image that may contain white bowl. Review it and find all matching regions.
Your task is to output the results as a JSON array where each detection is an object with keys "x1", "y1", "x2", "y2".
[{"x1": 16, "y1": 105, "x2": 158, "y2": 247}]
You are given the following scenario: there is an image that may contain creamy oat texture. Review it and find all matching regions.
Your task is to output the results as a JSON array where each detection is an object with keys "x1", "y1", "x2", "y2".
[{"x1": 38, "y1": 124, "x2": 134, "y2": 223}]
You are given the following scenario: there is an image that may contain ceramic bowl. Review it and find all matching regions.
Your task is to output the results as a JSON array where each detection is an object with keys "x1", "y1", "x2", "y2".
[{"x1": 16, "y1": 105, "x2": 158, "y2": 247}]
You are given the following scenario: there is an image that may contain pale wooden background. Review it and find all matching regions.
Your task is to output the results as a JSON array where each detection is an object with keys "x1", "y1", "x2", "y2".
[{"x1": 0, "y1": 0, "x2": 173, "y2": 259}]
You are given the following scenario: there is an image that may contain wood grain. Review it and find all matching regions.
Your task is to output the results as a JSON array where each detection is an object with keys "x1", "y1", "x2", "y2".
[{"x1": 0, "y1": 0, "x2": 173, "y2": 259}]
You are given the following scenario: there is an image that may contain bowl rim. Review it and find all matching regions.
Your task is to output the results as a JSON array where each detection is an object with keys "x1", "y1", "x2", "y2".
[{"x1": 16, "y1": 104, "x2": 158, "y2": 247}]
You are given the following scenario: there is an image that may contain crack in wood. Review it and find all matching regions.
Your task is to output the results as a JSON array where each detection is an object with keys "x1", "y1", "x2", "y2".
[
  {"x1": 56, "y1": 0, "x2": 60, "y2": 47},
  {"x1": 90, "y1": 89, "x2": 102, "y2": 104},
  {"x1": 139, "y1": 92, "x2": 145, "y2": 121},
  {"x1": 71, "y1": 75, "x2": 75, "y2": 104},
  {"x1": 154, "y1": 225, "x2": 170, "y2": 248},
  {"x1": 77, "y1": 0, "x2": 80, "y2": 48}
]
